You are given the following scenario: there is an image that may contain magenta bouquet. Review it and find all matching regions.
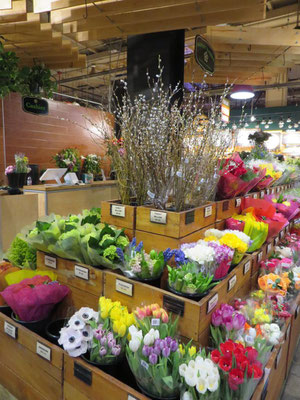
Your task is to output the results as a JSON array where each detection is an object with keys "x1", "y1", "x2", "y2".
[
  {"x1": 210, "y1": 303, "x2": 246, "y2": 347},
  {"x1": 1, "y1": 275, "x2": 70, "y2": 322},
  {"x1": 207, "y1": 242, "x2": 234, "y2": 279}
]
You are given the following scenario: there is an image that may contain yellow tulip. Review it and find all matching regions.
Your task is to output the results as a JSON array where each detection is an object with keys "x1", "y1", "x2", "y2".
[
  {"x1": 118, "y1": 323, "x2": 127, "y2": 337},
  {"x1": 179, "y1": 344, "x2": 185, "y2": 355},
  {"x1": 188, "y1": 346, "x2": 196, "y2": 357}
]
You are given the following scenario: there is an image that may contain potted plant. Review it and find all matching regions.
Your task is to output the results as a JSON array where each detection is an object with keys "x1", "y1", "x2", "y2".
[
  {"x1": 81, "y1": 153, "x2": 102, "y2": 183},
  {"x1": 5, "y1": 153, "x2": 31, "y2": 194},
  {"x1": 53, "y1": 148, "x2": 81, "y2": 178},
  {"x1": 0, "y1": 42, "x2": 21, "y2": 98},
  {"x1": 19, "y1": 64, "x2": 57, "y2": 97}
]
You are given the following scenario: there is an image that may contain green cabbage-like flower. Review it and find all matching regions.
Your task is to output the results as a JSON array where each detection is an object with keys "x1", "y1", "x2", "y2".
[
  {"x1": 103, "y1": 245, "x2": 117, "y2": 260},
  {"x1": 116, "y1": 236, "x2": 129, "y2": 248},
  {"x1": 100, "y1": 234, "x2": 114, "y2": 246}
]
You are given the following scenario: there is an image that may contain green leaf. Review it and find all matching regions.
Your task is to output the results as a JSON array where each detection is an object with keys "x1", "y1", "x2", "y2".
[{"x1": 36, "y1": 221, "x2": 51, "y2": 231}]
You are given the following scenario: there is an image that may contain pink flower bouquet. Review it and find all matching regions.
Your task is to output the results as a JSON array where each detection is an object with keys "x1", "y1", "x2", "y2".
[{"x1": 1, "y1": 275, "x2": 70, "y2": 322}]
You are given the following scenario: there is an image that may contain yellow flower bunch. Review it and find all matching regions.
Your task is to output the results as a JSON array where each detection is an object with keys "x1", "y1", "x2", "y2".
[
  {"x1": 259, "y1": 163, "x2": 282, "y2": 181},
  {"x1": 251, "y1": 307, "x2": 271, "y2": 325},
  {"x1": 204, "y1": 236, "x2": 219, "y2": 242},
  {"x1": 99, "y1": 296, "x2": 135, "y2": 337},
  {"x1": 179, "y1": 344, "x2": 197, "y2": 357},
  {"x1": 219, "y1": 233, "x2": 248, "y2": 253}
]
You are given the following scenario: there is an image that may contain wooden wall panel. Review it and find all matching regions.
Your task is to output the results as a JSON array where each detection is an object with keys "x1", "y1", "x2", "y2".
[{"x1": 0, "y1": 93, "x2": 113, "y2": 183}]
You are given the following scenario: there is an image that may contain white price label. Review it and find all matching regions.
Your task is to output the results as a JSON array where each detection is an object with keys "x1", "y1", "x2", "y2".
[
  {"x1": 44, "y1": 255, "x2": 57, "y2": 269},
  {"x1": 204, "y1": 205, "x2": 212, "y2": 218},
  {"x1": 128, "y1": 396, "x2": 138, "y2": 400},
  {"x1": 286, "y1": 324, "x2": 291, "y2": 340},
  {"x1": 264, "y1": 367, "x2": 271, "y2": 384},
  {"x1": 150, "y1": 210, "x2": 167, "y2": 224},
  {"x1": 260, "y1": 191, "x2": 265, "y2": 198},
  {"x1": 116, "y1": 279, "x2": 133, "y2": 297},
  {"x1": 244, "y1": 195, "x2": 249, "y2": 199},
  {"x1": 151, "y1": 318, "x2": 160, "y2": 326},
  {"x1": 228, "y1": 275, "x2": 237, "y2": 292},
  {"x1": 280, "y1": 230, "x2": 284, "y2": 239},
  {"x1": 141, "y1": 360, "x2": 149, "y2": 370},
  {"x1": 235, "y1": 198, "x2": 241, "y2": 207},
  {"x1": 207, "y1": 293, "x2": 218, "y2": 314},
  {"x1": 258, "y1": 252, "x2": 263, "y2": 262},
  {"x1": 253, "y1": 193, "x2": 258, "y2": 199},
  {"x1": 267, "y1": 243, "x2": 272, "y2": 254},
  {"x1": 4, "y1": 321, "x2": 17, "y2": 339},
  {"x1": 276, "y1": 347, "x2": 282, "y2": 369},
  {"x1": 266, "y1": 189, "x2": 270, "y2": 195},
  {"x1": 36, "y1": 341, "x2": 51, "y2": 361},
  {"x1": 275, "y1": 237, "x2": 279, "y2": 245},
  {"x1": 271, "y1": 188, "x2": 275, "y2": 194},
  {"x1": 277, "y1": 187, "x2": 280, "y2": 193},
  {"x1": 111, "y1": 204, "x2": 125, "y2": 218},
  {"x1": 244, "y1": 261, "x2": 251, "y2": 275},
  {"x1": 74, "y1": 265, "x2": 89, "y2": 281}
]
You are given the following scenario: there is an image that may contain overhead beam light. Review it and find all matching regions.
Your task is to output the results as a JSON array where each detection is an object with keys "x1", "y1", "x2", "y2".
[
  {"x1": 230, "y1": 85, "x2": 255, "y2": 100},
  {"x1": 0, "y1": 0, "x2": 12, "y2": 10}
]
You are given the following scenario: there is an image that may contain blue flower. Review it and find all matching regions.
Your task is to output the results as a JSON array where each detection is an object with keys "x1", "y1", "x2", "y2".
[
  {"x1": 130, "y1": 237, "x2": 136, "y2": 249},
  {"x1": 163, "y1": 248, "x2": 176, "y2": 262},
  {"x1": 174, "y1": 250, "x2": 187, "y2": 265},
  {"x1": 116, "y1": 247, "x2": 124, "y2": 262},
  {"x1": 135, "y1": 241, "x2": 143, "y2": 252}
]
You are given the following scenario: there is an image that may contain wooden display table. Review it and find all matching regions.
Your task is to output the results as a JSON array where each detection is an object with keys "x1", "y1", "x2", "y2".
[{"x1": 24, "y1": 181, "x2": 118, "y2": 217}]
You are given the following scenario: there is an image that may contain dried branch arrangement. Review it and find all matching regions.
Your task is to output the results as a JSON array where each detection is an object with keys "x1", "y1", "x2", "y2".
[{"x1": 82, "y1": 62, "x2": 233, "y2": 211}]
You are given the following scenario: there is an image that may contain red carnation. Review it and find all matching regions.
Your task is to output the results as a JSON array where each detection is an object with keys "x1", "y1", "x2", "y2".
[
  {"x1": 219, "y1": 356, "x2": 232, "y2": 372},
  {"x1": 211, "y1": 349, "x2": 221, "y2": 364}
]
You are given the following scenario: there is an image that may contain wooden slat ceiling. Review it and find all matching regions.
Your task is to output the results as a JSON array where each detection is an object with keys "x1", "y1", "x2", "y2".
[{"x1": 1, "y1": 0, "x2": 300, "y2": 101}]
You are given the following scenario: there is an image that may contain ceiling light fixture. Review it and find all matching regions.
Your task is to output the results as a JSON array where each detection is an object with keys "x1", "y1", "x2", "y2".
[
  {"x1": 265, "y1": 124, "x2": 269, "y2": 129},
  {"x1": 232, "y1": 123, "x2": 237, "y2": 130},
  {"x1": 230, "y1": 85, "x2": 255, "y2": 100},
  {"x1": 287, "y1": 116, "x2": 292, "y2": 123},
  {"x1": 261, "y1": 119, "x2": 266, "y2": 125},
  {"x1": 250, "y1": 115, "x2": 256, "y2": 122},
  {"x1": 268, "y1": 118, "x2": 273, "y2": 124}
]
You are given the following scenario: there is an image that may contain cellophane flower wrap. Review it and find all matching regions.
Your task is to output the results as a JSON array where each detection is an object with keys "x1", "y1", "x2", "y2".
[
  {"x1": 210, "y1": 304, "x2": 247, "y2": 348},
  {"x1": 179, "y1": 349, "x2": 220, "y2": 400},
  {"x1": 264, "y1": 194, "x2": 300, "y2": 221},
  {"x1": 1, "y1": 275, "x2": 69, "y2": 321},
  {"x1": 117, "y1": 238, "x2": 173, "y2": 280},
  {"x1": 211, "y1": 340, "x2": 263, "y2": 400},
  {"x1": 217, "y1": 153, "x2": 264, "y2": 199},
  {"x1": 245, "y1": 160, "x2": 275, "y2": 190},
  {"x1": 127, "y1": 304, "x2": 183, "y2": 398}
]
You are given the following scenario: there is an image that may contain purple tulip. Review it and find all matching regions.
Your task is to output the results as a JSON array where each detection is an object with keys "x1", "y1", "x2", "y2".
[
  {"x1": 142, "y1": 345, "x2": 151, "y2": 357},
  {"x1": 220, "y1": 304, "x2": 234, "y2": 319},
  {"x1": 224, "y1": 316, "x2": 233, "y2": 331},
  {"x1": 170, "y1": 340, "x2": 178, "y2": 352},
  {"x1": 99, "y1": 346, "x2": 107, "y2": 356},
  {"x1": 153, "y1": 346, "x2": 161, "y2": 356},
  {"x1": 154, "y1": 339, "x2": 161, "y2": 347},
  {"x1": 166, "y1": 337, "x2": 172, "y2": 346},
  {"x1": 232, "y1": 313, "x2": 246, "y2": 331},
  {"x1": 107, "y1": 332, "x2": 114, "y2": 341},
  {"x1": 212, "y1": 310, "x2": 223, "y2": 327},
  {"x1": 100, "y1": 336, "x2": 107, "y2": 346},
  {"x1": 149, "y1": 353, "x2": 158, "y2": 365},
  {"x1": 111, "y1": 345, "x2": 121, "y2": 356},
  {"x1": 108, "y1": 338, "x2": 116, "y2": 349},
  {"x1": 162, "y1": 346, "x2": 170, "y2": 357},
  {"x1": 159, "y1": 339, "x2": 166, "y2": 350}
]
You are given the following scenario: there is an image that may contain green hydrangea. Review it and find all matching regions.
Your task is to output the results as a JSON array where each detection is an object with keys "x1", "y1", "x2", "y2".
[
  {"x1": 100, "y1": 234, "x2": 114, "y2": 246},
  {"x1": 116, "y1": 236, "x2": 129, "y2": 248},
  {"x1": 6, "y1": 235, "x2": 36, "y2": 269},
  {"x1": 103, "y1": 245, "x2": 117, "y2": 260}
]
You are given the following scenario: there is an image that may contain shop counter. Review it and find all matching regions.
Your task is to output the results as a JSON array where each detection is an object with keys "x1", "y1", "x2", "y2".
[
  {"x1": 0, "y1": 192, "x2": 39, "y2": 253},
  {"x1": 23, "y1": 180, "x2": 118, "y2": 217}
]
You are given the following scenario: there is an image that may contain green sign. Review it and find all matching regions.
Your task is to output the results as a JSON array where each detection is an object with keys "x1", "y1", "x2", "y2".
[
  {"x1": 22, "y1": 97, "x2": 48, "y2": 115},
  {"x1": 194, "y1": 35, "x2": 215, "y2": 75}
]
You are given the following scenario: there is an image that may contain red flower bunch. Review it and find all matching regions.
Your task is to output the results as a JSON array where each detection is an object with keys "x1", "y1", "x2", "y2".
[{"x1": 211, "y1": 340, "x2": 263, "y2": 391}]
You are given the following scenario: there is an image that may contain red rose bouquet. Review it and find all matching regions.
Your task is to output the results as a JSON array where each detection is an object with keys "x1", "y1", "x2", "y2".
[{"x1": 211, "y1": 340, "x2": 263, "y2": 400}]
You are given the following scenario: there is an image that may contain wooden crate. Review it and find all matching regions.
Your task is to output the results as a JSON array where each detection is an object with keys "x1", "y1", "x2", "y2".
[
  {"x1": 135, "y1": 223, "x2": 215, "y2": 253},
  {"x1": 266, "y1": 240, "x2": 273, "y2": 257},
  {"x1": 103, "y1": 256, "x2": 252, "y2": 343},
  {"x1": 101, "y1": 200, "x2": 137, "y2": 230},
  {"x1": 250, "y1": 243, "x2": 267, "y2": 276},
  {"x1": 0, "y1": 312, "x2": 64, "y2": 400},
  {"x1": 287, "y1": 294, "x2": 300, "y2": 374},
  {"x1": 216, "y1": 197, "x2": 241, "y2": 221},
  {"x1": 64, "y1": 354, "x2": 149, "y2": 400},
  {"x1": 136, "y1": 203, "x2": 216, "y2": 239},
  {"x1": 37, "y1": 251, "x2": 104, "y2": 299}
]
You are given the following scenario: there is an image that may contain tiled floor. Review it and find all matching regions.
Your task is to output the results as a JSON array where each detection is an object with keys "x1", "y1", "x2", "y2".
[{"x1": 281, "y1": 340, "x2": 300, "y2": 399}]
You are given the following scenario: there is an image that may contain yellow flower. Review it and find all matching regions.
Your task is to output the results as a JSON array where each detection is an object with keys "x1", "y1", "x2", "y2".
[
  {"x1": 179, "y1": 344, "x2": 185, "y2": 355},
  {"x1": 283, "y1": 201, "x2": 291, "y2": 206},
  {"x1": 219, "y1": 233, "x2": 248, "y2": 253},
  {"x1": 272, "y1": 198, "x2": 277, "y2": 203},
  {"x1": 117, "y1": 323, "x2": 127, "y2": 337},
  {"x1": 101, "y1": 307, "x2": 109, "y2": 319},
  {"x1": 113, "y1": 319, "x2": 121, "y2": 333},
  {"x1": 110, "y1": 306, "x2": 122, "y2": 321},
  {"x1": 204, "y1": 236, "x2": 219, "y2": 242},
  {"x1": 188, "y1": 346, "x2": 196, "y2": 357}
]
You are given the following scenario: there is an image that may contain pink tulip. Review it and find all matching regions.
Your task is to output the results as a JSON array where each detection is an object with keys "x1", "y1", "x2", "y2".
[
  {"x1": 161, "y1": 310, "x2": 169, "y2": 323},
  {"x1": 153, "y1": 309, "x2": 162, "y2": 319}
]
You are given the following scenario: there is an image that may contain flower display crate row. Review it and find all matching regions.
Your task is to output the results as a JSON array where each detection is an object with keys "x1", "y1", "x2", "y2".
[
  {"x1": 35, "y1": 225, "x2": 291, "y2": 346},
  {"x1": 101, "y1": 184, "x2": 291, "y2": 252},
  {"x1": 0, "y1": 296, "x2": 299, "y2": 400}
]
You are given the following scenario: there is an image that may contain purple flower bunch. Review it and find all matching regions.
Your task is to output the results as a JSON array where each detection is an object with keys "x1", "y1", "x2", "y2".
[
  {"x1": 163, "y1": 248, "x2": 176, "y2": 263},
  {"x1": 207, "y1": 242, "x2": 234, "y2": 264},
  {"x1": 212, "y1": 303, "x2": 246, "y2": 331},
  {"x1": 174, "y1": 249, "x2": 188, "y2": 265},
  {"x1": 142, "y1": 337, "x2": 178, "y2": 365},
  {"x1": 93, "y1": 324, "x2": 122, "y2": 358}
]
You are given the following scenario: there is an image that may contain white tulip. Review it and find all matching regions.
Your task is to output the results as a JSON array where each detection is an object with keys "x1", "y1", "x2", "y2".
[
  {"x1": 182, "y1": 391, "x2": 193, "y2": 400},
  {"x1": 129, "y1": 337, "x2": 141, "y2": 352},
  {"x1": 179, "y1": 363, "x2": 187, "y2": 377},
  {"x1": 196, "y1": 377, "x2": 207, "y2": 394},
  {"x1": 188, "y1": 360, "x2": 196, "y2": 369},
  {"x1": 144, "y1": 329, "x2": 157, "y2": 346},
  {"x1": 248, "y1": 327, "x2": 257, "y2": 338},
  {"x1": 184, "y1": 367, "x2": 198, "y2": 387},
  {"x1": 207, "y1": 375, "x2": 219, "y2": 392}
]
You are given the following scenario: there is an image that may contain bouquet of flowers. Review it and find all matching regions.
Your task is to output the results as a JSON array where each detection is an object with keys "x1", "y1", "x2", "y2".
[
  {"x1": 81, "y1": 154, "x2": 102, "y2": 175},
  {"x1": 210, "y1": 304, "x2": 246, "y2": 347},
  {"x1": 167, "y1": 261, "x2": 216, "y2": 298},
  {"x1": 258, "y1": 273, "x2": 290, "y2": 297},
  {"x1": 127, "y1": 304, "x2": 183, "y2": 399},
  {"x1": 1, "y1": 274, "x2": 69, "y2": 322},
  {"x1": 264, "y1": 194, "x2": 300, "y2": 221},
  {"x1": 53, "y1": 148, "x2": 81, "y2": 172},
  {"x1": 217, "y1": 153, "x2": 265, "y2": 199},
  {"x1": 179, "y1": 351, "x2": 220, "y2": 400},
  {"x1": 204, "y1": 229, "x2": 250, "y2": 266},
  {"x1": 117, "y1": 238, "x2": 172, "y2": 281},
  {"x1": 211, "y1": 340, "x2": 263, "y2": 400}
]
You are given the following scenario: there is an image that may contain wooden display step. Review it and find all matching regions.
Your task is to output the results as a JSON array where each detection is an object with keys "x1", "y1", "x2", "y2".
[{"x1": 101, "y1": 200, "x2": 137, "y2": 231}]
